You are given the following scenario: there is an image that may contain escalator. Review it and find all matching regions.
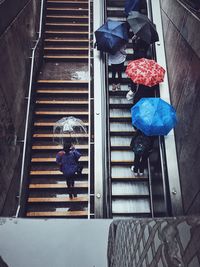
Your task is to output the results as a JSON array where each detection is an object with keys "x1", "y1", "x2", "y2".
[
  {"x1": 106, "y1": 0, "x2": 167, "y2": 218},
  {"x1": 25, "y1": 0, "x2": 90, "y2": 218}
]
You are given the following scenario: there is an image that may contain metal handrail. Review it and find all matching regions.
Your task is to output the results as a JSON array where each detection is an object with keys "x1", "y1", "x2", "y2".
[
  {"x1": 16, "y1": 0, "x2": 45, "y2": 217},
  {"x1": 88, "y1": 0, "x2": 92, "y2": 219},
  {"x1": 150, "y1": 0, "x2": 183, "y2": 215}
]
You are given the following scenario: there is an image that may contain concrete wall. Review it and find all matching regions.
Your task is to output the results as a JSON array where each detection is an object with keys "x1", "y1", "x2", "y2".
[
  {"x1": 0, "y1": 0, "x2": 41, "y2": 216},
  {"x1": 160, "y1": 0, "x2": 200, "y2": 215}
]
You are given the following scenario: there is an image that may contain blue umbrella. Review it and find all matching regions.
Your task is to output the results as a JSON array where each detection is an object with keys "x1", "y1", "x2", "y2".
[
  {"x1": 95, "y1": 20, "x2": 128, "y2": 54},
  {"x1": 131, "y1": 98, "x2": 177, "y2": 136},
  {"x1": 125, "y1": 0, "x2": 140, "y2": 16}
]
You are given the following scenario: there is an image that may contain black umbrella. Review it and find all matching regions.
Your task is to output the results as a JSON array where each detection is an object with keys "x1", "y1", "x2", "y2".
[
  {"x1": 95, "y1": 20, "x2": 128, "y2": 54},
  {"x1": 127, "y1": 11, "x2": 159, "y2": 44}
]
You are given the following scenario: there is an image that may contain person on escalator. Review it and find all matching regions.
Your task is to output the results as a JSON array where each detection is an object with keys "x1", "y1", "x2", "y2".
[
  {"x1": 130, "y1": 130, "x2": 155, "y2": 176},
  {"x1": 108, "y1": 45, "x2": 127, "y2": 91},
  {"x1": 56, "y1": 141, "x2": 82, "y2": 199}
]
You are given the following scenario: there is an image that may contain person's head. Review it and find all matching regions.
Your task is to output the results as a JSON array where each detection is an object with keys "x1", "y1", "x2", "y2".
[{"x1": 63, "y1": 142, "x2": 72, "y2": 153}]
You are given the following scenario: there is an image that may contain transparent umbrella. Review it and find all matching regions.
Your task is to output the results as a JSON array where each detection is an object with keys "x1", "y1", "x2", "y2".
[{"x1": 53, "y1": 116, "x2": 87, "y2": 145}]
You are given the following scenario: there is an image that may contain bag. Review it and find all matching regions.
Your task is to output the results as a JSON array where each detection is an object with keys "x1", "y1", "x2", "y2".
[
  {"x1": 126, "y1": 89, "x2": 135, "y2": 101},
  {"x1": 126, "y1": 84, "x2": 139, "y2": 101},
  {"x1": 131, "y1": 134, "x2": 152, "y2": 156}
]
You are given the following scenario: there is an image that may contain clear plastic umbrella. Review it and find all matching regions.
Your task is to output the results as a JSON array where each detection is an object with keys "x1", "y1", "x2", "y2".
[{"x1": 53, "y1": 116, "x2": 87, "y2": 145}]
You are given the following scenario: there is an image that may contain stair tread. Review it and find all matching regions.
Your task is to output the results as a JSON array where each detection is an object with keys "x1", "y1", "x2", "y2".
[
  {"x1": 37, "y1": 79, "x2": 88, "y2": 83},
  {"x1": 45, "y1": 30, "x2": 88, "y2": 34},
  {"x1": 35, "y1": 111, "x2": 88, "y2": 115},
  {"x1": 32, "y1": 144, "x2": 88, "y2": 149},
  {"x1": 44, "y1": 47, "x2": 88, "y2": 50},
  {"x1": 44, "y1": 55, "x2": 88, "y2": 58},
  {"x1": 28, "y1": 196, "x2": 88, "y2": 202},
  {"x1": 46, "y1": 15, "x2": 88, "y2": 18},
  {"x1": 47, "y1": 0, "x2": 88, "y2": 2},
  {"x1": 26, "y1": 210, "x2": 88, "y2": 217},
  {"x1": 45, "y1": 38, "x2": 88, "y2": 42},
  {"x1": 47, "y1": 7, "x2": 88, "y2": 10},
  {"x1": 36, "y1": 89, "x2": 88, "y2": 93},
  {"x1": 46, "y1": 23, "x2": 88, "y2": 26},
  {"x1": 30, "y1": 169, "x2": 88, "y2": 175},
  {"x1": 31, "y1": 156, "x2": 88, "y2": 162},
  {"x1": 33, "y1": 133, "x2": 88, "y2": 138},
  {"x1": 36, "y1": 100, "x2": 88, "y2": 104},
  {"x1": 112, "y1": 176, "x2": 148, "y2": 180},
  {"x1": 29, "y1": 182, "x2": 88, "y2": 189},
  {"x1": 34, "y1": 121, "x2": 88, "y2": 126}
]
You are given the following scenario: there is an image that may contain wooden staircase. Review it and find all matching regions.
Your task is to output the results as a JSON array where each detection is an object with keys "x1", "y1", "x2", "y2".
[
  {"x1": 25, "y1": 0, "x2": 90, "y2": 218},
  {"x1": 44, "y1": 0, "x2": 89, "y2": 61}
]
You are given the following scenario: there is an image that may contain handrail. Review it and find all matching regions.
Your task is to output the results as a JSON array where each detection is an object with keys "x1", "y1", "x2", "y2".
[
  {"x1": 88, "y1": 0, "x2": 91, "y2": 219},
  {"x1": 16, "y1": 0, "x2": 45, "y2": 217},
  {"x1": 150, "y1": 0, "x2": 183, "y2": 215},
  {"x1": 93, "y1": 0, "x2": 107, "y2": 218}
]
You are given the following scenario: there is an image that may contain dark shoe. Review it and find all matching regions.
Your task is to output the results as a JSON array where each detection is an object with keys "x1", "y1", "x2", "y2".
[
  {"x1": 69, "y1": 194, "x2": 73, "y2": 199},
  {"x1": 73, "y1": 194, "x2": 77, "y2": 198}
]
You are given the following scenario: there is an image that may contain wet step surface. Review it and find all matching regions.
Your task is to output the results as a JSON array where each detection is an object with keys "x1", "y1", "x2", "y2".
[{"x1": 25, "y1": 0, "x2": 90, "y2": 218}]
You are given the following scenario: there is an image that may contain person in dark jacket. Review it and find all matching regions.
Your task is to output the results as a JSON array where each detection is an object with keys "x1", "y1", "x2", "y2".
[
  {"x1": 130, "y1": 130, "x2": 155, "y2": 175},
  {"x1": 56, "y1": 141, "x2": 81, "y2": 199}
]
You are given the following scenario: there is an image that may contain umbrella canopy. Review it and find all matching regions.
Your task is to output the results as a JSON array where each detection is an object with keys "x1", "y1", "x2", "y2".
[
  {"x1": 125, "y1": 58, "x2": 165, "y2": 87},
  {"x1": 95, "y1": 20, "x2": 128, "y2": 54},
  {"x1": 131, "y1": 98, "x2": 177, "y2": 136},
  {"x1": 53, "y1": 116, "x2": 87, "y2": 145},
  {"x1": 127, "y1": 11, "x2": 159, "y2": 44},
  {"x1": 125, "y1": 0, "x2": 140, "y2": 16}
]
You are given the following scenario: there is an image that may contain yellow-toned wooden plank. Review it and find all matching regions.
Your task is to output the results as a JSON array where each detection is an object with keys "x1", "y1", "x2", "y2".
[
  {"x1": 30, "y1": 169, "x2": 88, "y2": 175},
  {"x1": 32, "y1": 144, "x2": 88, "y2": 150},
  {"x1": 28, "y1": 196, "x2": 88, "y2": 203},
  {"x1": 37, "y1": 79, "x2": 88, "y2": 83},
  {"x1": 26, "y1": 210, "x2": 88, "y2": 217},
  {"x1": 36, "y1": 100, "x2": 88, "y2": 104},
  {"x1": 31, "y1": 156, "x2": 88, "y2": 162},
  {"x1": 29, "y1": 182, "x2": 88, "y2": 189},
  {"x1": 33, "y1": 133, "x2": 88, "y2": 138}
]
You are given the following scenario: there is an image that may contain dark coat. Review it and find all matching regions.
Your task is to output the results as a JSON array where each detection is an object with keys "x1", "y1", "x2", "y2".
[
  {"x1": 130, "y1": 131, "x2": 154, "y2": 156},
  {"x1": 56, "y1": 148, "x2": 81, "y2": 177}
]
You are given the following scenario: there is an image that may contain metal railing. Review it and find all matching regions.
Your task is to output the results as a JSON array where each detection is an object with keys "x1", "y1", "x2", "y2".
[
  {"x1": 16, "y1": 0, "x2": 45, "y2": 217},
  {"x1": 150, "y1": 0, "x2": 183, "y2": 215}
]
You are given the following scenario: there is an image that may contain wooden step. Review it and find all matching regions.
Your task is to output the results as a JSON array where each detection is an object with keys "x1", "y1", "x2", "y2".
[
  {"x1": 46, "y1": 22, "x2": 88, "y2": 27},
  {"x1": 46, "y1": 15, "x2": 88, "y2": 19},
  {"x1": 32, "y1": 144, "x2": 88, "y2": 150},
  {"x1": 45, "y1": 30, "x2": 88, "y2": 35},
  {"x1": 31, "y1": 156, "x2": 88, "y2": 162},
  {"x1": 36, "y1": 89, "x2": 88, "y2": 94},
  {"x1": 44, "y1": 47, "x2": 88, "y2": 51},
  {"x1": 44, "y1": 39, "x2": 89, "y2": 43},
  {"x1": 26, "y1": 210, "x2": 88, "y2": 217},
  {"x1": 47, "y1": 0, "x2": 88, "y2": 2},
  {"x1": 30, "y1": 169, "x2": 88, "y2": 176},
  {"x1": 44, "y1": 55, "x2": 88, "y2": 60},
  {"x1": 37, "y1": 79, "x2": 88, "y2": 84},
  {"x1": 33, "y1": 133, "x2": 88, "y2": 138},
  {"x1": 35, "y1": 111, "x2": 88, "y2": 115},
  {"x1": 47, "y1": 7, "x2": 88, "y2": 11},
  {"x1": 29, "y1": 182, "x2": 88, "y2": 189},
  {"x1": 35, "y1": 100, "x2": 88, "y2": 105},
  {"x1": 28, "y1": 196, "x2": 88, "y2": 203},
  {"x1": 34, "y1": 121, "x2": 88, "y2": 127}
]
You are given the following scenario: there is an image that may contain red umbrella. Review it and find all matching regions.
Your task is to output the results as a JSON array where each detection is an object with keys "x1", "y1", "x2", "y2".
[{"x1": 125, "y1": 58, "x2": 165, "y2": 87}]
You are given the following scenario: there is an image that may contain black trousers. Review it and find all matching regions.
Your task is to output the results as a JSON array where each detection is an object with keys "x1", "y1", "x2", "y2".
[
  {"x1": 111, "y1": 62, "x2": 124, "y2": 84},
  {"x1": 134, "y1": 153, "x2": 148, "y2": 172}
]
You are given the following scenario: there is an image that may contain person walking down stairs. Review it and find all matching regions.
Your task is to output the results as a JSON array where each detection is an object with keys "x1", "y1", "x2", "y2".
[
  {"x1": 56, "y1": 141, "x2": 82, "y2": 199},
  {"x1": 108, "y1": 45, "x2": 127, "y2": 91}
]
